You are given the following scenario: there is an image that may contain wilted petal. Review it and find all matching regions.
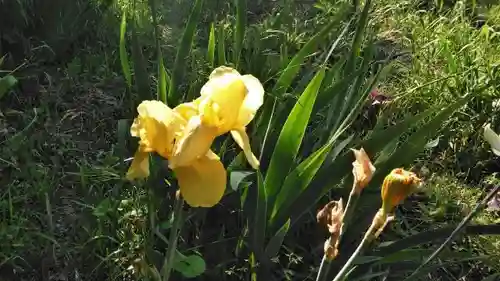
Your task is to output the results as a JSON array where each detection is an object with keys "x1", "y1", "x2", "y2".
[
  {"x1": 170, "y1": 115, "x2": 218, "y2": 168},
  {"x1": 351, "y1": 148, "x2": 376, "y2": 193},
  {"x1": 230, "y1": 128, "x2": 260, "y2": 169},
  {"x1": 483, "y1": 123, "x2": 500, "y2": 156},
  {"x1": 381, "y1": 168, "x2": 422, "y2": 215},
  {"x1": 236, "y1": 75, "x2": 265, "y2": 127},
  {"x1": 174, "y1": 152, "x2": 227, "y2": 207},
  {"x1": 126, "y1": 149, "x2": 150, "y2": 180}
]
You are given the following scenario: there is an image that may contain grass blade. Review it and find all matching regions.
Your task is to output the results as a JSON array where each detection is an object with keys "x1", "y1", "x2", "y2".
[
  {"x1": 256, "y1": 5, "x2": 348, "y2": 131},
  {"x1": 271, "y1": 18, "x2": 341, "y2": 98},
  {"x1": 264, "y1": 68, "x2": 326, "y2": 211},
  {"x1": 217, "y1": 25, "x2": 226, "y2": 66},
  {"x1": 253, "y1": 171, "x2": 267, "y2": 260},
  {"x1": 404, "y1": 185, "x2": 500, "y2": 281},
  {"x1": 0, "y1": 75, "x2": 17, "y2": 99},
  {"x1": 168, "y1": 0, "x2": 204, "y2": 105},
  {"x1": 264, "y1": 219, "x2": 290, "y2": 259},
  {"x1": 207, "y1": 23, "x2": 216, "y2": 68},
  {"x1": 148, "y1": 0, "x2": 167, "y2": 103},
  {"x1": 119, "y1": 10, "x2": 132, "y2": 90},
  {"x1": 373, "y1": 224, "x2": 500, "y2": 258},
  {"x1": 131, "y1": 21, "x2": 150, "y2": 101},
  {"x1": 158, "y1": 61, "x2": 169, "y2": 103},
  {"x1": 345, "y1": 0, "x2": 372, "y2": 74},
  {"x1": 233, "y1": 0, "x2": 246, "y2": 67}
]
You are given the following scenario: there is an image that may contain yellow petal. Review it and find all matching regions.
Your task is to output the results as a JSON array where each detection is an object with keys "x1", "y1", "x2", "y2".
[
  {"x1": 199, "y1": 68, "x2": 247, "y2": 132},
  {"x1": 174, "y1": 152, "x2": 227, "y2": 207},
  {"x1": 126, "y1": 149, "x2": 150, "y2": 180},
  {"x1": 230, "y1": 128, "x2": 259, "y2": 169},
  {"x1": 131, "y1": 100, "x2": 183, "y2": 158},
  {"x1": 173, "y1": 101, "x2": 200, "y2": 122},
  {"x1": 380, "y1": 168, "x2": 422, "y2": 214},
  {"x1": 483, "y1": 123, "x2": 500, "y2": 156},
  {"x1": 206, "y1": 66, "x2": 241, "y2": 81},
  {"x1": 169, "y1": 115, "x2": 218, "y2": 168},
  {"x1": 236, "y1": 75, "x2": 265, "y2": 127}
]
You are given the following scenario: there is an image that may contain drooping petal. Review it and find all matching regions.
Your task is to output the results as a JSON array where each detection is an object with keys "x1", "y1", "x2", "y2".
[
  {"x1": 174, "y1": 152, "x2": 227, "y2": 207},
  {"x1": 230, "y1": 128, "x2": 260, "y2": 169},
  {"x1": 169, "y1": 115, "x2": 218, "y2": 168},
  {"x1": 126, "y1": 149, "x2": 150, "y2": 180},
  {"x1": 236, "y1": 74, "x2": 265, "y2": 127},
  {"x1": 483, "y1": 123, "x2": 500, "y2": 156}
]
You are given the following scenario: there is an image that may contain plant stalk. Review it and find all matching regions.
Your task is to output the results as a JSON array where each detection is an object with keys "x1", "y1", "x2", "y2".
[
  {"x1": 332, "y1": 217, "x2": 376, "y2": 281},
  {"x1": 315, "y1": 255, "x2": 330, "y2": 281},
  {"x1": 161, "y1": 196, "x2": 184, "y2": 281}
]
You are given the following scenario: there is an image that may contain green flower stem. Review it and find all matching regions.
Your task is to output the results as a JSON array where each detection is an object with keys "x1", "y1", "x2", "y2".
[
  {"x1": 161, "y1": 196, "x2": 184, "y2": 281},
  {"x1": 332, "y1": 217, "x2": 376, "y2": 281},
  {"x1": 404, "y1": 184, "x2": 500, "y2": 281},
  {"x1": 341, "y1": 186, "x2": 360, "y2": 235}
]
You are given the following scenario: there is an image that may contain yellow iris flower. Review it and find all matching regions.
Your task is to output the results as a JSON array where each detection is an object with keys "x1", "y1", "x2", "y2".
[
  {"x1": 126, "y1": 66, "x2": 265, "y2": 208},
  {"x1": 169, "y1": 66, "x2": 264, "y2": 169},
  {"x1": 126, "y1": 100, "x2": 226, "y2": 208}
]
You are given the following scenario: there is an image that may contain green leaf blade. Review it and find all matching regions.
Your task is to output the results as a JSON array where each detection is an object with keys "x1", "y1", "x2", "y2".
[
  {"x1": 265, "y1": 219, "x2": 290, "y2": 259},
  {"x1": 264, "y1": 68, "x2": 326, "y2": 210},
  {"x1": 168, "y1": 0, "x2": 204, "y2": 105},
  {"x1": 207, "y1": 23, "x2": 216, "y2": 67},
  {"x1": 119, "y1": 11, "x2": 132, "y2": 90},
  {"x1": 233, "y1": 0, "x2": 246, "y2": 66},
  {"x1": 0, "y1": 75, "x2": 18, "y2": 99}
]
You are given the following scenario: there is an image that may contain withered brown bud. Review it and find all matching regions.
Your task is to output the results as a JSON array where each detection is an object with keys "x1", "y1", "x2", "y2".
[{"x1": 316, "y1": 199, "x2": 344, "y2": 260}]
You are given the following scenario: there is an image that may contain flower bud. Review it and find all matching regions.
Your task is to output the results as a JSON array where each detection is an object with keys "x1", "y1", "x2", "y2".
[
  {"x1": 351, "y1": 148, "x2": 376, "y2": 194},
  {"x1": 381, "y1": 168, "x2": 422, "y2": 215}
]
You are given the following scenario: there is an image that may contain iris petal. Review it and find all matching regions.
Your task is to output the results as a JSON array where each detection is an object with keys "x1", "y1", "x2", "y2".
[
  {"x1": 126, "y1": 149, "x2": 150, "y2": 180},
  {"x1": 237, "y1": 75, "x2": 265, "y2": 127},
  {"x1": 230, "y1": 128, "x2": 260, "y2": 169},
  {"x1": 170, "y1": 115, "x2": 217, "y2": 168},
  {"x1": 174, "y1": 152, "x2": 227, "y2": 207}
]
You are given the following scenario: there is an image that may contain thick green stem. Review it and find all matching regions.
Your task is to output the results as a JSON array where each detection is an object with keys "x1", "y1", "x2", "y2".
[{"x1": 161, "y1": 196, "x2": 184, "y2": 281}]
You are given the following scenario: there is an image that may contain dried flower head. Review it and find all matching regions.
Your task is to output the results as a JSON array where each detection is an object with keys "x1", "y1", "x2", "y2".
[
  {"x1": 351, "y1": 148, "x2": 376, "y2": 194},
  {"x1": 381, "y1": 168, "x2": 423, "y2": 215},
  {"x1": 317, "y1": 199, "x2": 344, "y2": 260}
]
